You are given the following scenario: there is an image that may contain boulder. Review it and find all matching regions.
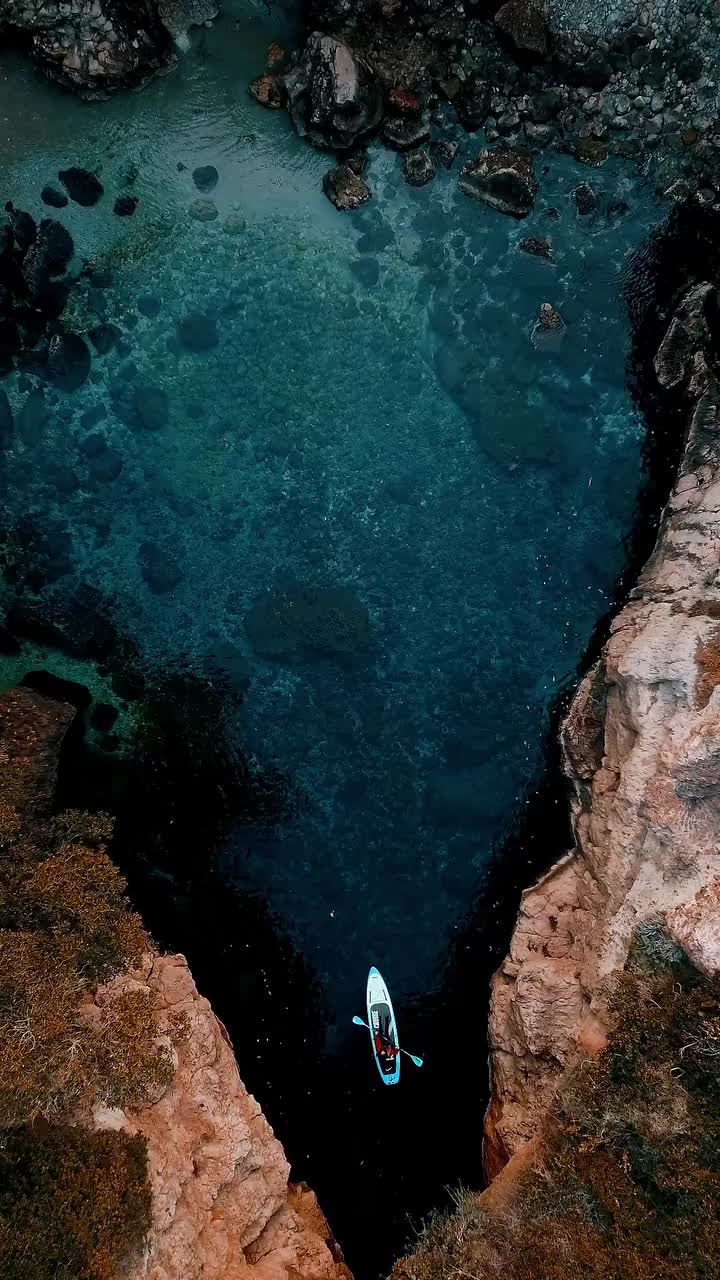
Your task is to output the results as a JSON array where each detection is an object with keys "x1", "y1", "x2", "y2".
[
  {"x1": 40, "y1": 186, "x2": 68, "y2": 210},
  {"x1": 403, "y1": 149, "x2": 436, "y2": 187},
  {"x1": 156, "y1": 0, "x2": 218, "y2": 46},
  {"x1": 113, "y1": 195, "x2": 138, "y2": 216},
  {"x1": 382, "y1": 116, "x2": 430, "y2": 150},
  {"x1": 21, "y1": 219, "x2": 73, "y2": 296},
  {"x1": 44, "y1": 333, "x2": 91, "y2": 390},
  {"x1": 323, "y1": 165, "x2": 370, "y2": 211},
  {"x1": 654, "y1": 282, "x2": 713, "y2": 390},
  {"x1": 494, "y1": 0, "x2": 549, "y2": 60},
  {"x1": 176, "y1": 311, "x2": 219, "y2": 352},
  {"x1": 531, "y1": 302, "x2": 566, "y2": 351},
  {"x1": 458, "y1": 148, "x2": 538, "y2": 218},
  {"x1": 249, "y1": 72, "x2": 284, "y2": 109},
  {"x1": 139, "y1": 541, "x2": 183, "y2": 594},
  {"x1": 192, "y1": 165, "x2": 219, "y2": 192},
  {"x1": 245, "y1": 583, "x2": 371, "y2": 657},
  {"x1": 58, "y1": 168, "x2": 104, "y2": 207},
  {"x1": 454, "y1": 78, "x2": 491, "y2": 132},
  {"x1": 133, "y1": 384, "x2": 169, "y2": 430},
  {"x1": 574, "y1": 182, "x2": 598, "y2": 215},
  {"x1": 283, "y1": 33, "x2": 382, "y2": 151},
  {"x1": 518, "y1": 237, "x2": 555, "y2": 261},
  {"x1": 17, "y1": 389, "x2": 48, "y2": 446},
  {"x1": 432, "y1": 140, "x2": 459, "y2": 170},
  {"x1": 189, "y1": 197, "x2": 218, "y2": 222}
]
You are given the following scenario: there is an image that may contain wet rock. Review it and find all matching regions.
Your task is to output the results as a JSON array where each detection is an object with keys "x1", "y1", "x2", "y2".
[
  {"x1": 223, "y1": 213, "x2": 246, "y2": 235},
  {"x1": 6, "y1": 203, "x2": 36, "y2": 253},
  {"x1": 45, "y1": 333, "x2": 91, "y2": 391},
  {"x1": 139, "y1": 541, "x2": 183, "y2": 594},
  {"x1": 345, "y1": 146, "x2": 368, "y2": 176},
  {"x1": 249, "y1": 72, "x2": 284, "y2": 109},
  {"x1": 576, "y1": 137, "x2": 608, "y2": 167},
  {"x1": 189, "y1": 197, "x2": 218, "y2": 222},
  {"x1": 88, "y1": 444, "x2": 123, "y2": 483},
  {"x1": 459, "y1": 148, "x2": 537, "y2": 219},
  {"x1": 156, "y1": 0, "x2": 218, "y2": 46},
  {"x1": 114, "y1": 195, "x2": 138, "y2": 216},
  {"x1": 17, "y1": 389, "x2": 48, "y2": 447},
  {"x1": 531, "y1": 302, "x2": 566, "y2": 351},
  {"x1": 382, "y1": 116, "x2": 430, "y2": 150},
  {"x1": 58, "y1": 167, "x2": 104, "y2": 207},
  {"x1": 653, "y1": 282, "x2": 713, "y2": 390},
  {"x1": 89, "y1": 322, "x2": 122, "y2": 354},
  {"x1": 455, "y1": 77, "x2": 491, "y2": 132},
  {"x1": 138, "y1": 293, "x2": 162, "y2": 318},
  {"x1": 245, "y1": 583, "x2": 371, "y2": 657},
  {"x1": 0, "y1": 389, "x2": 13, "y2": 448},
  {"x1": 284, "y1": 33, "x2": 382, "y2": 150},
  {"x1": 518, "y1": 237, "x2": 555, "y2": 261},
  {"x1": 266, "y1": 42, "x2": 287, "y2": 69},
  {"x1": 494, "y1": 0, "x2": 549, "y2": 60},
  {"x1": 91, "y1": 701, "x2": 119, "y2": 731},
  {"x1": 21, "y1": 219, "x2": 73, "y2": 296},
  {"x1": 193, "y1": 165, "x2": 219, "y2": 192},
  {"x1": 41, "y1": 186, "x2": 68, "y2": 209},
  {"x1": 133, "y1": 384, "x2": 170, "y2": 429},
  {"x1": 530, "y1": 89, "x2": 562, "y2": 124},
  {"x1": 431, "y1": 140, "x2": 459, "y2": 170},
  {"x1": 176, "y1": 310, "x2": 219, "y2": 352},
  {"x1": 525, "y1": 122, "x2": 555, "y2": 148},
  {"x1": 323, "y1": 165, "x2": 370, "y2": 211},
  {"x1": 403, "y1": 149, "x2": 436, "y2": 187},
  {"x1": 574, "y1": 182, "x2": 598, "y2": 215}
]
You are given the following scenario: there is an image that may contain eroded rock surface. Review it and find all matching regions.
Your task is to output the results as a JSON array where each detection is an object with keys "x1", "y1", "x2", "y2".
[
  {"x1": 284, "y1": 33, "x2": 383, "y2": 150},
  {"x1": 459, "y1": 148, "x2": 538, "y2": 218},
  {"x1": 485, "y1": 266, "x2": 720, "y2": 1176}
]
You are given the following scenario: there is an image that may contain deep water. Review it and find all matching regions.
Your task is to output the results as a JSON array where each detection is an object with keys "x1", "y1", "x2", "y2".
[{"x1": 0, "y1": 5, "x2": 669, "y2": 1273}]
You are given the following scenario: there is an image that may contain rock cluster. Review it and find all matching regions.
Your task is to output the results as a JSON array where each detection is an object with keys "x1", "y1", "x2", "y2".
[
  {"x1": 485, "y1": 232, "x2": 720, "y2": 1175},
  {"x1": 0, "y1": 204, "x2": 81, "y2": 385}
]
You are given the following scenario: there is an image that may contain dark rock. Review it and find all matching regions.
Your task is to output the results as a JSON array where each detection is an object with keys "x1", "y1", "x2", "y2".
[
  {"x1": 189, "y1": 197, "x2": 218, "y2": 222},
  {"x1": 21, "y1": 219, "x2": 73, "y2": 296},
  {"x1": 79, "y1": 430, "x2": 109, "y2": 459},
  {"x1": 455, "y1": 77, "x2": 491, "y2": 131},
  {"x1": 266, "y1": 41, "x2": 287, "y2": 69},
  {"x1": 89, "y1": 322, "x2": 122, "y2": 354},
  {"x1": 351, "y1": 256, "x2": 380, "y2": 287},
  {"x1": 245, "y1": 583, "x2": 371, "y2": 657},
  {"x1": 41, "y1": 186, "x2": 68, "y2": 209},
  {"x1": 45, "y1": 333, "x2": 91, "y2": 391},
  {"x1": 345, "y1": 146, "x2": 368, "y2": 176},
  {"x1": 17, "y1": 389, "x2": 48, "y2": 446},
  {"x1": 91, "y1": 701, "x2": 119, "y2": 731},
  {"x1": 80, "y1": 404, "x2": 107, "y2": 429},
  {"x1": 518, "y1": 236, "x2": 555, "y2": 261},
  {"x1": 137, "y1": 293, "x2": 162, "y2": 318},
  {"x1": 653, "y1": 282, "x2": 713, "y2": 390},
  {"x1": 382, "y1": 116, "x2": 431, "y2": 150},
  {"x1": 249, "y1": 72, "x2": 284, "y2": 109},
  {"x1": 58, "y1": 168, "x2": 104, "y2": 207},
  {"x1": 574, "y1": 182, "x2": 598, "y2": 215},
  {"x1": 525, "y1": 121, "x2": 555, "y2": 148},
  {"x1": 133, "y1": 384, "x2": 169, "y2": 429},
  {"x1": 113, "y1": 195, "x2": 138, "y2": 216},
  {"x1": 6, "y1": 204, "x2": 36, "y2": 253},
  {"x1": 192, "y1": 165, "x2": 219, "y2": 192},
  {"x1": 88, "y1": 446, "x2": 123, "y2": 483},
  {"x1": 459, "y1": 147, "x2": 538, "y2": 218},
  {"x1": 0, "y1": 389, "x2": 13, "y2": 448},
  {"x1": 531, "y1": 301, "x2": 566, "y2": 350},
  {"x1": 431, "y1": 140, "x2": 459, "y2": 170},
  {"x1": 576, "y1": 137, "x2": 608, "y2": 167},
  {"x1": 530, "y1": 89, "x2": 562, "y2": 123},
  {"x1": 138, "y1": 541, "x2": 183, "y2": 594},
  {"x1": 403, "y1": 149, "x2": 436, "y2": 187},
  {"x1": 20, "y1": 670, "x2": 91, "y2": 711},
  {"x1": 176, "y1": 310, "x2": 219, "y2": 351},
  {"x1": 0, "y1": 624, "x2": 20, "y2": 655},
  {"x1": 494, "y1": 0, "x2": 549, "y2": 60},
  {"x1": 323, "y1": 165, "x2": 370, "y2": 211},
  {"x1": 284, "y1": 33, "x2": 382, "y2": 150}
]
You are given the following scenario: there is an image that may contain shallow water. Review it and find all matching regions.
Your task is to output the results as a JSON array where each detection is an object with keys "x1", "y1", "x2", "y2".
[{"x1": 0, "y1": 8, "x2": 664, "y2": 1272}]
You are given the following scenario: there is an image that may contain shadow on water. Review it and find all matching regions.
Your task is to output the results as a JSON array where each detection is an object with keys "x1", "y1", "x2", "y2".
[{"x1": 3, "y1": 199, "x2": 720, "y2": 1280}]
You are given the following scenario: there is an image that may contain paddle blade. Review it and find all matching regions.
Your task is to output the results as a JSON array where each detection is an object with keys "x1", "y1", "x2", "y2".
[
  {"x1": 352, "y1": 1015, "x2": 366, "y2": 1026},
  {"x1": 408, "y1": 1054, "x2": 424, "y2": 1067}
]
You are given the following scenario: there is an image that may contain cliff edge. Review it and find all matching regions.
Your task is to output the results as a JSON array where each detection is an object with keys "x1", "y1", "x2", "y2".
[{"x1": 485, "y1": 264, "x2": 720, "y2": 1175}]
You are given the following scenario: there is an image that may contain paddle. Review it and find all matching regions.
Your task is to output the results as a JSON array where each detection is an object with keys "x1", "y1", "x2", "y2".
[{"x1": 352, "y1": 1015, "x2": 424, "y2": 1067}]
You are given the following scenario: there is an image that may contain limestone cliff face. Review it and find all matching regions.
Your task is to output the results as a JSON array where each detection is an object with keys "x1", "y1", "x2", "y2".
[
  {"x1": 485, "y1": 279, "x2": 720, "y2": 1176},
  {"x1": 94, "y1": 952, "x2": 348, "y2": 1280}
]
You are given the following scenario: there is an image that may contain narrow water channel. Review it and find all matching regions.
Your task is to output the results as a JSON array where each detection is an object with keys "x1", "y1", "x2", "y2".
[{"x1": 0, "y1": 3, "x2": 665, "y2": 1272}]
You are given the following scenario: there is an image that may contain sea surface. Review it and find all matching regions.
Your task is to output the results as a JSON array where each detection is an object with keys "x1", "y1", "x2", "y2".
[{"x1": 0, "y1": 6, "x2": 665, "y2": 1273}]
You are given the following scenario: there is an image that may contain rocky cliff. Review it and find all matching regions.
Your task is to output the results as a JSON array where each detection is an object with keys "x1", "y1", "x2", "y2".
[
  {"x1": 0, "y1": 685, "x2": 347, "y2": 1280},
  {"x1": 484, "y1": 263, "x2": 720, "y2": 1175}
]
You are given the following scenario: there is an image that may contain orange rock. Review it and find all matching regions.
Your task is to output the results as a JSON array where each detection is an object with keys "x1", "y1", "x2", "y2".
[{"x1": 249, "y1": 73, "x2": 283, "y2": 110}]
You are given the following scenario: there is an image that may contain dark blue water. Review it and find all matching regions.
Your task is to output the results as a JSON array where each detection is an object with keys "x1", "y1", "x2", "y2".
[{"x1": 0, "y1": 5, "x2": 665, "y2": 1272}]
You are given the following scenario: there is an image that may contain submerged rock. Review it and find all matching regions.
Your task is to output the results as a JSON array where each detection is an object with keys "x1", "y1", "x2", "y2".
[
  {"x1": 403, "y1": 149, "x2": 436, "y2": 188},
  {"x1": 40, "y1": 186, "x2": 68, "y2": 210},
  {"x1": 382, "y1": 116, "x2": 430, "y2": 151},
  {"x1": 189, "y1": 197, "x2": 218, "y2": 222},
  {"x1": 114, "y1": 195, "x2": 138, "y2": 216},
  {"x1": 459, "y1": 148, "x2": 538, "y2": 219},
  {"x1": 574, "y1": 182, "x2": 598, "y2": 215},
  {"x1": 245, "y1": 583, "x2": 371, "y2": 657},
  {"x1": 133, "y1": 384, "x2": 170, "y2": 430},
  {"x1": 0, "y1": 389, "x2": 13, "y2": 448},
  {"x1": 323, "y1": 165, "x2": 370, "y2": 211},
  {"x1": 45, "y1": 332, "x2": 91, "y2": 390},
  {"x1": 89, "y1": 322, "x2": 123, "y2": 354},
  {"x1": 192, "y1": 165, "x2": 219, "y2": 192},
  {"x1": 284, "y1": 34, "x2": 382, "y2": 151},
  {"x1": 58, "y1": 168, "x2": 104, "y2": 207},
  {"x1": 176, "y1": 310, "x2": 219, "y2": 351},
  {"x1": 138, "y1": 541, "x2": 183, "y2": 594},
  {"x1": 518, "y1": 236, "x2": 555, "y2": 261},
  {"x1": 21, "y1": 219, "x2": 73, "y2": 296},
  {"x1": 17, "y1": 389, "x2": 48, "y2": 446}
]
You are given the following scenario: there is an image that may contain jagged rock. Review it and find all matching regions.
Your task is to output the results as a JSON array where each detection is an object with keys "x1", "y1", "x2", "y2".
[
  {"x1": 323, "y1": 164, "x2": 370, "y2": 211},
  {"x1": 249, "y1": 72, "x2": 284, "y2": 109},
  {"x1": 58, "y1": 168, "x2": 104, "y2": 206},
  {"x1": 345, "y1": 145, "x2": 368, "y2": 175},
  {"x1": 459, "y1": 148, "x2": 538, "y2": 218},
  {"x1": 284, "y1": 33, "x2": 382, "y2": 150},
  {"x1": 494, "y1": 0, "x2": 549, "y2": 60},
  {"x1": 156, "y1": 0, "x2": 218, "y2": 47},
  {"x1": 654, "y1": 283, "x2": 713, "y2": 389},
  {"x1": 454, "y1": 78, "x2": 491, "y2": 132},
  {"x1": 382, "y1": 115, "x2": 430, "y2": 150},
  {"x1": 576, "y1": 137, "x2": 608, "y2": 167},
  {"x1": 192, "y1": 165, "x2": 218, "y2": 192},
  {"x1": 432, "y1": 140, "x2": 459, "y2": 170},
  {"x1": 574, "y1": 182, "x2": 598, "y2": 215},
  {"x1": 245, "y1": 583, "x2": 371, "y2": 657},
  {"x1": 403, "y1": 149, "x2": 436, "y2": 187},
  {"x1": 518, "y1": 237, "x2": 555, "y2": 261},
  {"x1": 531, "y1": 302, "x2": 566, "y2": 349}
]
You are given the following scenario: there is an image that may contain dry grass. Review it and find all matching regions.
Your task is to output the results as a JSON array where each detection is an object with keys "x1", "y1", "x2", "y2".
[{"x1": 397, "y1": 957, "x2": 720, "y2": 1280}]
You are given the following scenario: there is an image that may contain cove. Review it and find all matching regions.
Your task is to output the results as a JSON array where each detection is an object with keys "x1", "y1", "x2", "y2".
[{"x1": 0, "y1": 1, "x2": 667, "y2": 1273}]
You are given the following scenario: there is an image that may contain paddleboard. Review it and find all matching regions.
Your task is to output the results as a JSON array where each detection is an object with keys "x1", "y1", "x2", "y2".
[{"x1": 366, "y1": 966, "x2": 401, "y2": 1086}]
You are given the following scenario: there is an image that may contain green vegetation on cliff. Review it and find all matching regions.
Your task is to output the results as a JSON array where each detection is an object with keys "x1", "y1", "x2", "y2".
[{"x1": 399, "y1": 948, "x2": 720, "y2": 1280}]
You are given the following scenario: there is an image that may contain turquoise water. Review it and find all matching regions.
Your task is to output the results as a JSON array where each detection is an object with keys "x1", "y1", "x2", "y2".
[{"x1": 0, "y1": 4, "x2": 664, "y2": 1268}]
